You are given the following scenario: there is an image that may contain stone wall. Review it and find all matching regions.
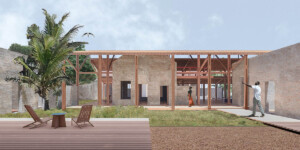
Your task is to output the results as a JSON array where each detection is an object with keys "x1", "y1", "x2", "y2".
[
  {"x1": 112, "y1": 55, "x2": 176, "y2": 106},
  {"x1": 0, "y1": 48, "x2": 22, "y2": 114},
  {"x1": 232, "y1": 43, "x2": 300, "y2": 119},
  {"x1": 176, "y1": 85, "x2": 196, "y2": 105}
]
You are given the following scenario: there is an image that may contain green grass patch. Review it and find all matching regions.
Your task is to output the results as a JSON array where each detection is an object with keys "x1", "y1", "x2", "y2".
[
  {"x1": 79, "y1": 99, "x2": 97, "y2": 105},
  {"x1": 0, "y1": 106, "x2": 265, "y2": 127}
]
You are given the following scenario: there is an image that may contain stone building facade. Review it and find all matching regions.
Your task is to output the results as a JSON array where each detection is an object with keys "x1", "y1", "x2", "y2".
[{"x1": 232, "y1": 43, "x2": 300, "y2": 119}]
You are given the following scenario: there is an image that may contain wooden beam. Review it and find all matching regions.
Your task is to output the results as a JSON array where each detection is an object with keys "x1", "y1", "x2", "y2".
[
  {"x1": 171, "y1": 54, "x2": 175, "y2": 110},
  {"x1": 227, "y1": 55, "x2": 231, "y2": 104},
  {"x1": 76, "y1": 55, "x2": 79, "y2": 105},
  {"x1": 79, "y1": 72, "x2": 97, "y2": 74},
  {"x1": 208, "y1": 54, "x2": 212, "y2": 109},
  {"x1": 135, "y1": 55, "x2": 138, "y2": 106},
  {"x1": 215, "y1": 55, "x2": 227, "y2": 71},
  {"x1": 106, "y1": 55, "x2": 109, "y2": 104},
  {"x1": 177, "y1": 76, "x2": 215, "y2": 79},
  {"x1": 203, "y1": 83, "x2": 205, "y2": 103},
  {"x1": 215, "y1": 83, "x2": 218, "y2": 101},
  {"x1": 66, "y1": 58, "x2": 77, "y2": 72},
  {"x1": 72, "y1": 50, "x2": 271, "y2": 55},
  {"x1": 98, "y1": 55, "x2": 102, "y2": 106},
  {"x1": 244, "y1": 55, "x2": 249, "y2": 109},
  {"x1": 79, "y1": 56, "x2": 88, "y2": 71},
  {"x1": 108, "y1": 55, "x2": 115, "y2": 70},
  {"x1": 197, "y1": 55, "x2": 200, "y2": 105},
  {"x1": 199, "y1": 57, "x2": 208, "y2": 72},
  {"x1": 62, "y1": 60, "x2": 66, "y2": 110}
]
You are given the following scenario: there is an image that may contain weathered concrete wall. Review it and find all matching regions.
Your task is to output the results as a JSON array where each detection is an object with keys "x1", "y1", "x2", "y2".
[
  {"x1": 232, "y1": 43, "x2": 300, "y2": 119},
  {"x1": 176, "y1": 85, "x2": 196, "y2": 105},
  {"x1": 232, "y1": 58, "x2": 246, "y2": 106},
  {"x1": 112, "y1": 55, "x2": 176, "y2": 106},
  {"x1": 79, "y1": 81, "x2": 98, "y2": 100},
  {"x1": 66, "y1": 85, "x2": 78, "y2": 106},
  {"x1": 0, "y1": 48, "x2": 22, "y2": 114}
]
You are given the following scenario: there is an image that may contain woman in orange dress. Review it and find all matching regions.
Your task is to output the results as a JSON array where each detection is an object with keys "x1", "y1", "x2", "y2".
[{"x1": 188, "y1": 87, "x2": 194, "y2": 107}]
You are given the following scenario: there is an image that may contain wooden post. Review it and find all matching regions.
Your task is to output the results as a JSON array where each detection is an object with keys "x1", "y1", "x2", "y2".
[
  {"x1": 215, "y1": 83, "x2": 217, "y2": 101},
  {"x1": 76, "y1": 55, "x2": 79, "y2": 105},
  {"x1": 208, "y1": 54, "x2": 211, "y2": 109},
  {"x1": 98, "y1": 55, "x2": 102, "y2": 105},
  {"x1": 227, "y1": 55, "x2": 231, "y2": 104},
  {"x1": 62, "y1": 60, "x2": 66, "y2": 110},
  {"x1": 135, "y1": 55, "x2": 138, "y2": 106},
  {"x1": 244, "y1": 55, "x2": 249, "y2": 109},
  {"x1": 171, "y1": 54, "x2": 175, "y2": 110},
  {"x1": 197, "y1": 55, "x2": 200, "y2": 105},
  {"x1": 203, "y1": 83, "x2": 205, "y2": 103},
  {"x1": 106, "y1": 55, "x2": 109, "y2": 105}
]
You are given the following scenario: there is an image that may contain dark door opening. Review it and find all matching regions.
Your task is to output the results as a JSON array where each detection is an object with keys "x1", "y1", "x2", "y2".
[
  {"x1": 139, "y1": 84, "x2": 148, "y2": 105},
  {"x1": 160, "y1": 86, "x2": 168, "y2": 105}
]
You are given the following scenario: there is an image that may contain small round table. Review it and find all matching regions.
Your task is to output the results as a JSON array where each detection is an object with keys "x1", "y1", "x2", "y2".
[{"x1": 51, "y1": 113, "x2": 66, "y2": 128}]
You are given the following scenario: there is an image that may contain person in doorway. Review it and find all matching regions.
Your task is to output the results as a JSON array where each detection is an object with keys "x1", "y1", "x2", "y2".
[
  {"x1": 188, "y1": 87, "x2": 194, "y2": 107},
  {"x1": 242, "y1": 81, "x2": 265, "y2": 117}
]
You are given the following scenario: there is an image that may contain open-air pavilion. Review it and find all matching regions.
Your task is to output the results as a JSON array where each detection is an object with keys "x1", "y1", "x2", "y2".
[{"x1": 61, "y1": 50, "x2": 271, "y2": 110}]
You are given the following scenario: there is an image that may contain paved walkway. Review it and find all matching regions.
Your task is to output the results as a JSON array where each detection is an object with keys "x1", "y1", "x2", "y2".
[
  {"x1": 218, "y1": 109, "x2": 300, "y2": 133},
  {"x1": 0, "y1": 119, "x2": 151, "y2": 150},
  {"x1": 67, "y1": 105, "x2": 243, "y2": 110}
]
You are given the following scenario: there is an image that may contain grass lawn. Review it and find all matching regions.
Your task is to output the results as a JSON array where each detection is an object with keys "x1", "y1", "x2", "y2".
[
  {"x1": 0, "y1": 106, "x2": 264, "y2": 127},
  {"x1": 79, "y1": 99, "x2": 97, "y2": 105}
]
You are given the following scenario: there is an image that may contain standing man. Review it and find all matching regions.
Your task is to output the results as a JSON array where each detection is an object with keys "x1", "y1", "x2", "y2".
[{"x1": 242, "y1": 81, "x2": 265, "y2": 117}]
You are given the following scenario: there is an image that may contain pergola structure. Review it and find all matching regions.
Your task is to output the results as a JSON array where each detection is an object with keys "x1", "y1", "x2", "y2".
[{"x1": 61, "y1": 50, "x2": 270, "y2": 110}]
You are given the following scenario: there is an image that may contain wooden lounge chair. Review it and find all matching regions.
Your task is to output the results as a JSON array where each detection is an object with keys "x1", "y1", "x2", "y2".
[
  {"x1": 23, "y1": 105, "x2": 52, "y2": 129},
  {"x1": 71, "y1": 105, "x2": 94, "y2": 128}
]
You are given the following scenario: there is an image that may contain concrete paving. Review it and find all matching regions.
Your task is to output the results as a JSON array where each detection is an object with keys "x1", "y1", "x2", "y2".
[{"x1": 218, "y1": 109, "x2": 300, "y2": 122}]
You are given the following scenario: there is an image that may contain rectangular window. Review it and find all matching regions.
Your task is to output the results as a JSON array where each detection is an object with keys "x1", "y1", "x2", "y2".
[{"x1": 121, "y1": 81, "x2": 131, "y2": 99}]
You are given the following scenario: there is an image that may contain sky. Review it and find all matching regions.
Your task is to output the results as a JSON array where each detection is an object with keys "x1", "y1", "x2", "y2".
[{"x1": 0, "y1": 0, "x2": 300, "y2": 51}]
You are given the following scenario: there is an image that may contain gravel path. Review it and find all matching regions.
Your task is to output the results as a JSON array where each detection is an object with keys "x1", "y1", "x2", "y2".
[{"x1": 151, "y1": 127, "x2": 300, "y2": 150}]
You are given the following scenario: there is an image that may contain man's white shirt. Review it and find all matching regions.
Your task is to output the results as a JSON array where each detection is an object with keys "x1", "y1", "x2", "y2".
[{"x1": 251, "y1": 85, "x2": 261, "y2": 100}]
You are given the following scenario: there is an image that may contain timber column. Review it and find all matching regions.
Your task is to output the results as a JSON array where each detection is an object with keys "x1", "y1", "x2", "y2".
[
  {"x1": 208, "y1": 54, "x2": 212, "y2": 109},
  {"x1": 171, "y1": 54, "x2": 175, "y2": 110},
  {"x1": 98, "y1": 55, "x2": 102, "y2": 105},
  {"x1": 76, "y1": 55, "x2": 79, "y2": 105},
  {"x1": 62, "y1": 60, "x2": 66, "y2": 110},
  {"x1": 197, "y1": 55, "x2": 200, "y2": 105},
  {"x1": 106, "y1": 55, "x2": 109, "y2": 104},
  {"x1": 243, "y1": 55, "x2": 249, "y2": 109},
  {"x1": 227, "y1": 55, "x2": 231, "y2": 104},
  {"x1": 135, "y1": 55, "x2": 139, "y2": 106}
]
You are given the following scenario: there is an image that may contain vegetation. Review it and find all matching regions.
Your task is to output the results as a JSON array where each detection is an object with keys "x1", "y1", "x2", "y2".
[
  {"x1": 6, "y1": 9, "x2": 87, "y2": 110},
  {"x1": 0, "y1": 106, "x2": 265, "y2": 127},
  {"x1": 65, "y1": 45, "x2": 96, "y2": 85},
  {"x1": 79, "y1": 99, "x2": 97, "y2": 105},
  {"x1": 9, "y1": 43, "x2": 33, "y2": 55}
]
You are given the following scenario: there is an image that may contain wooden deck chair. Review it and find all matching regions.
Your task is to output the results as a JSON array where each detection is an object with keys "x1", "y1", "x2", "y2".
[
  {"x1": 71, "y1": 105, "x2": 94, "y2": 128},
  {"x1": 23, "y1": 105, "x2": 52, "y2": 129}
]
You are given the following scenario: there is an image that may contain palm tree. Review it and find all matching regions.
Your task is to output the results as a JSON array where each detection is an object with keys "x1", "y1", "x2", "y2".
[{"x1": 9, "y1": 9, "x2": 87, "y2": 110}]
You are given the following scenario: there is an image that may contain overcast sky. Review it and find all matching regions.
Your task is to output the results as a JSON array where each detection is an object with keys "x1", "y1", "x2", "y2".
[{"x1": 0, "y1": 0, "x2": 299, "y2": 51}]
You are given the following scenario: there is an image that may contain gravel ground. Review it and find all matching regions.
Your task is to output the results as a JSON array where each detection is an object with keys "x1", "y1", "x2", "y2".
[{"x1": 151, "y1": 127, "x2": 300, "y2": 150}]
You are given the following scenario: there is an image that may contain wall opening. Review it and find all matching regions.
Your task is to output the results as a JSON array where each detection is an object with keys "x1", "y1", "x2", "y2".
[
  {"x1": 121, "y1": 81, "x2": 131, "y2": 99},
  {"x1": 139, "y1": 84, "x2": 148, "y2": 105},
  {"x1": 160, "y1": 86, "x2": 168, "y2": 105},
  {"x1": 265, "y1": 81, "x2": 275, "y2": 113}
]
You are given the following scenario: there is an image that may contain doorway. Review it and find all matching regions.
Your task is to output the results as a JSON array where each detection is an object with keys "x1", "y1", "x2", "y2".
[
  {"x1": 160, "y1": 86, "x2": 168, "y2": 105},
  {"x1": 139, "y1": 84, "x2": 148, "y2": 105},
  {"x1": 265, "y1": 81, "x2": 275, "y2": 113}
]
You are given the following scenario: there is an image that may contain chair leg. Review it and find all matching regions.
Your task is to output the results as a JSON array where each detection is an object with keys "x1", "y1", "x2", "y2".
[
  {"x1": 88, "y1": 122, "x2": 94, "y2": 127},
  {"x1": 23, "y1": 122, "x2": 35, "y2": 128}
]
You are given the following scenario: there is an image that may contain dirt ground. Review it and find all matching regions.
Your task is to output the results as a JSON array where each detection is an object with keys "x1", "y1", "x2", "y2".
[{"x1": 151, "y1": 127, "x2": 300, "y2": 150}]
